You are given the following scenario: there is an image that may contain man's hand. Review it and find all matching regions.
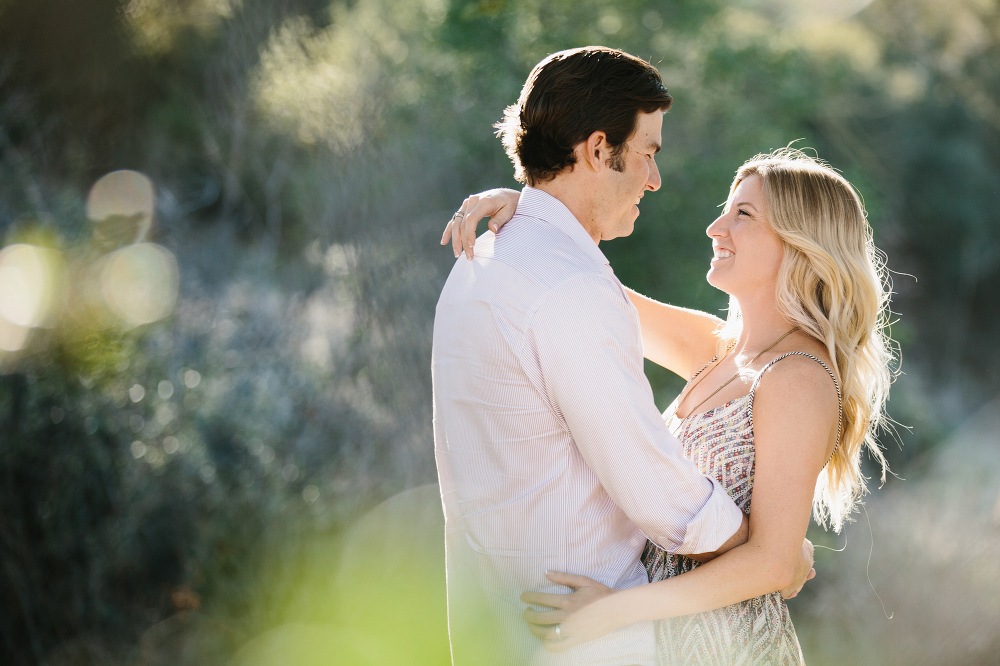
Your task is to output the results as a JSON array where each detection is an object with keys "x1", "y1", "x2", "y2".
[{"x1": 780, "y1": 538, "x2": 815, "y2": 599}]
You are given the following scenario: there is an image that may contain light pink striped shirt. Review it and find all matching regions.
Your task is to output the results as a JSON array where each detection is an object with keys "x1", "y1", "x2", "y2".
[{"x1": 432, "y1": 186, "x2": 744, "y2": 665}]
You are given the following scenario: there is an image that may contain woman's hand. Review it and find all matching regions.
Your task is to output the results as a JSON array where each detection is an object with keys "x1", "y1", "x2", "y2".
[
  {"x1": 519, "y1": 570, "x2": 619, "y2": 653},
  {"x1": 441, "y1": 188, "x2": 520, "y2": 259}
]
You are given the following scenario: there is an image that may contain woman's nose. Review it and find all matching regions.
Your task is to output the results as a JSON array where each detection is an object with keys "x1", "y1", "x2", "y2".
[{"x1": 706, "y1": 214, "x2": 727, "y2": 238}]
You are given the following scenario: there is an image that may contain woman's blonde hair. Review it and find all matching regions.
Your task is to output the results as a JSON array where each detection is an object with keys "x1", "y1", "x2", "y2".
[{"x1": 720, "y1": 147, "x2": 896, "y2": 532}]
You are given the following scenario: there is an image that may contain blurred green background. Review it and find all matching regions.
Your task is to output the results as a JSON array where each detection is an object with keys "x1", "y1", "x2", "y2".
[{"x1": 1, "y1": 0, "x2": 998, "y2": 664}]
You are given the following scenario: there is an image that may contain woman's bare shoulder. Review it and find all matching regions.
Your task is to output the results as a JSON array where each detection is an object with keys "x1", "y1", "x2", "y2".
[{"x1": 753, "y1": 347, "x2": 840, "y2": 439}]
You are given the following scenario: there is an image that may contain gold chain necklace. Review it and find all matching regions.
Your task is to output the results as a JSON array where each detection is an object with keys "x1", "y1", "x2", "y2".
[{"x1": 678, "y1": 327, "x2": 800, "y2": 418}]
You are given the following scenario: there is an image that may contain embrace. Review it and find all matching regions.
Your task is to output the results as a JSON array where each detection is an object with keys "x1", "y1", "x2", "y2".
[{"x1": 432, "y1": 46, "x2": 892, "y2": 665}]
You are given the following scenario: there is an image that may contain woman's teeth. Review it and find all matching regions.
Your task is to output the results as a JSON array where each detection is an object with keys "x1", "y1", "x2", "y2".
[{"x1": 714, "y1": 249, "x2": 734, "y2": 258}]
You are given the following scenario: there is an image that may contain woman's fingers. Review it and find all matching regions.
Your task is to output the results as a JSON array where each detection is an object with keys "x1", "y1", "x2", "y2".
[
  {"x1": 483, "y1": 188, "x2": 519, "y2": 232},
  {"x1": 451, "y1": 197, "x2": 474, "y2": 259},
  {"x1": 544, "y1": 637, "x2": 574, "y2": 653},
  {"x1": 441, "y1": 197, "x2": 467, "y2": 248},
  {"x1": 442, "y1": 188, "x2": 521, "y2": 259},
  {"x1": 528, "y1": 623, "x2": 557, "y2": 640},
  {"x1": 519, "y1": 590, "x2": 570, "y2": 608},
  {"x1": 524, "y1": 607, "x2": 567, "y2": 625},
  {"x1": 544, "y1": 570, "x2": 593, "y2": 588}
]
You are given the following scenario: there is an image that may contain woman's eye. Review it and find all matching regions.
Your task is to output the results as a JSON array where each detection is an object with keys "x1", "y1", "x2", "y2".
[{"x1": 737, "y1": 208, "x2": 749, "y2": 216}]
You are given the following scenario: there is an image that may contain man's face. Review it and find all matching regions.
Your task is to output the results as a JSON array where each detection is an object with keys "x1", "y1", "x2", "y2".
[{"x1": 598, "y1": 110, "x2": 663, "y2": 241}]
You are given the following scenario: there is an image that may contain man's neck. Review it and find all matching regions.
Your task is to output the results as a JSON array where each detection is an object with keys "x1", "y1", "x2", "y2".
[{"x1": 533, "y1": 178, "x2": 602, "y2": 245}]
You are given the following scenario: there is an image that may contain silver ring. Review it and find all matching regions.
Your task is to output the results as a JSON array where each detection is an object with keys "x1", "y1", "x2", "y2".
[
  {"x1": 453, "y1": 211, "x2": 466, "y2": 220},
  {"x1": 554, "y1": 624, "x2": 561, "y2": 639}
]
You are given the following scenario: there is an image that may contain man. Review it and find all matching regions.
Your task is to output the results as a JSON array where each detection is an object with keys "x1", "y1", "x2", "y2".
[{"x1": 432, "y1": 47, "x2": 799, "y2": 665}]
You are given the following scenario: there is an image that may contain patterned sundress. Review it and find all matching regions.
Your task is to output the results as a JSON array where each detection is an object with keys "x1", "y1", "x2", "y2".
[{"x1": 642, "y1": 351, "x2": 841, "y2": 666}]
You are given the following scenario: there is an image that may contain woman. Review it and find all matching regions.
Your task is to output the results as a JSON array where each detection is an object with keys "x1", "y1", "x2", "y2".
[{"x1": 441, "y1": 148, "x2": 894, "y2": 665}]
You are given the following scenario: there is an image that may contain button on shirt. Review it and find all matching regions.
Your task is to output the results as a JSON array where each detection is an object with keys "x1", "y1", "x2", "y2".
[{"x1": 432, "y1": 186, "x2": 744, "y2": 665}]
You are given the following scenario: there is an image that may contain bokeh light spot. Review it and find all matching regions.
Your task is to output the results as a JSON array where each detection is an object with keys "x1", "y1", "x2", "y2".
[
  {"x1": 158, "y1": 379, "x2": 174, "y2": 399},
  {"x1": 130, "y1": 415, "x2": 145, "y2": 432},
  {"x1": 598, "y1": 11, "x2": 623, "y2": 34},
  {"x1": 99, "y1": 243, "x2": 179, "y2": 326},
  {"x1": 199, "y1": 465, "x2": 216, "y2": 483},
  {"x1": 0, "y1": 244, "x2": 63, "y2": 333},
  {"x1": 129, "y1": 384, "x2": 146, "y2": 402},
  {"x1": 162, "y1": 436, "x2": 180, "y2": 454},
  {"x1": 131, "y1": 441, "x2": 147, "y2": 458},
  {"x1": 0, "y1": 317, "x2": 31, "y2": 352},
  {"x1": 184, "y1": 369, "x2": 201, "y2": 388},
  {"x1": 87, "y1": 170, "x2": 155, "y2": 244}
]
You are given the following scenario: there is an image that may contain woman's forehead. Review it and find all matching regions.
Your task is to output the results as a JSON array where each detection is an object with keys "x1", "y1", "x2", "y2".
[{"x1": 729, "y1": 173, "x2": 764, "y2": 203}]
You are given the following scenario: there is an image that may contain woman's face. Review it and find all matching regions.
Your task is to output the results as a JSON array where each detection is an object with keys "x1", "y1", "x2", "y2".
[{"x1": 705, "y1": 174, "x2": 784, "y2": 298}]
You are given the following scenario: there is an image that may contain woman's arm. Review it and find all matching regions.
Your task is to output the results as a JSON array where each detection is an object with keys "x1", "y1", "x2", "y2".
[
  {"x1": 522, "y1": 356, "x2": 838, "y2": 652},
  {"x1": 625, "y1": 288, "x2": 722, "y2": 379}
]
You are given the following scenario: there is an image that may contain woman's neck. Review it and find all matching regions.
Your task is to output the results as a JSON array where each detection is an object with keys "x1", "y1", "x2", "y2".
[{"x1": 731, "y1": 294, "x2": 796, "y2": 357}]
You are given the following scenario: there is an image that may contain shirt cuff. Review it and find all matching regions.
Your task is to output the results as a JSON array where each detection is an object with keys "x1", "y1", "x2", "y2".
[{"x1": 668, "y1": 477, "x2": 744, "y2": 555}]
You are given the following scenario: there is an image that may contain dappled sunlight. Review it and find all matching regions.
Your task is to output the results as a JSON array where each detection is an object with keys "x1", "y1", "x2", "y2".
[
  {"x1": 125, "y1": 0, "x2": 240, "y2": 54},
  {"x1": 252, "y1": 0, "x2": 448, "y2": 149}
]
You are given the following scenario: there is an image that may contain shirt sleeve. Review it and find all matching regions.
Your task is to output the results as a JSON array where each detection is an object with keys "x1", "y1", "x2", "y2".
[{"x1": 525, "y1": 273, "x2": 744, "y2": 554}]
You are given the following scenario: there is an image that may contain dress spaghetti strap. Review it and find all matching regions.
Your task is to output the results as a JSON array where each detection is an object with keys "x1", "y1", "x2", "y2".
[{"x1": 748, "y1": 352, "x2": 843, "y2": 469}]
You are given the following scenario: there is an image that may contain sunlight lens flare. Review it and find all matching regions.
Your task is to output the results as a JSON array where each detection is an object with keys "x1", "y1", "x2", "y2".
[
  {"x1": 99, "y1": 243, "x2": 179, "y2": 326},
  {"x1": 87, "y1": 170, "x2": 155, "y2": 246},
  {"x1": 0, "y1": 244, "x2": 63, "y2": 351}
]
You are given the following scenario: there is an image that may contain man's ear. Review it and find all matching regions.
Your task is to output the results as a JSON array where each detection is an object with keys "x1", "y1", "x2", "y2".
[{"x1": 579, "y1": 131, "x2": 609, "y2": 173}]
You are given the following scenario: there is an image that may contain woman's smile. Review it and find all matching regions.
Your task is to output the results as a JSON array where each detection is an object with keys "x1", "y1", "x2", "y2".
[{"x1": 712, "y1": 246, "x2": 735, "y2": 262}]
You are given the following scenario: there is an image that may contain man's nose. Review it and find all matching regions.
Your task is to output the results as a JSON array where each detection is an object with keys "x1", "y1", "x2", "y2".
[{"x1": 646, "y1": 159, "x2": 661, "y2": 192}]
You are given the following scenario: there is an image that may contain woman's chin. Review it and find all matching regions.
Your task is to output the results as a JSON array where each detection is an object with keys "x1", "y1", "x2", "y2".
[{"x1": 705, "y1": 270, "x2": 732, "y2": 293}]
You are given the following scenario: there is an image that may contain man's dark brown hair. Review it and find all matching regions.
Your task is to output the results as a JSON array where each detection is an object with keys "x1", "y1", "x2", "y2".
[{"x1": 495, "y1": 46, "x2": 673, "y2": 186}]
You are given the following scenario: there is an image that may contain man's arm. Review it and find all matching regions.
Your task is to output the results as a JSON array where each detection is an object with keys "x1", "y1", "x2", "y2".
[
  {"x1": 686, "y1": 513, "x2": 749, "y2": 562},
  {"x1": 529, "y1": 275, "x2": 743, "y2": 554}
]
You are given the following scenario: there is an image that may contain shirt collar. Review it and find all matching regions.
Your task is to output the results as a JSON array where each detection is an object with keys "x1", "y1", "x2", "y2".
[{"x1": 516, "y1": 186, "x2": 610, "y2": 267}]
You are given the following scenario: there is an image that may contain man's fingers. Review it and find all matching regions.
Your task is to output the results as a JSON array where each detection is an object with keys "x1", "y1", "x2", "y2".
[{"x1": 520, "y1": 591, "x2": 569, "y2": 608}]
